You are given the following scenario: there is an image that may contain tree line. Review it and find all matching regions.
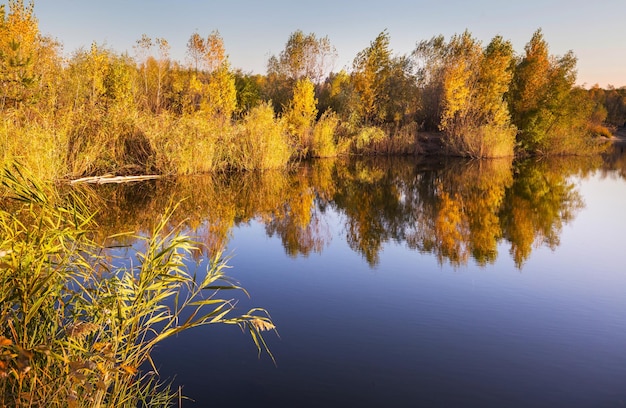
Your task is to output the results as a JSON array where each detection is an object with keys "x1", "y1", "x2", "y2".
[{"x1": 1, "y1": 0, "x2": 622, "y2": 178}]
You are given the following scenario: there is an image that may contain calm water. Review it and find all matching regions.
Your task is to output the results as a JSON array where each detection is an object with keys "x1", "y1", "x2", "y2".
[{"x1": 95, "y1": 150, "x2": 626, "y2": 407}]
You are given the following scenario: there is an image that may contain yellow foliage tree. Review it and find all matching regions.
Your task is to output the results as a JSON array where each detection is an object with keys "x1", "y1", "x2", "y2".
[
  {"x1": 352, "y1": 30, "x2": 392, "y2": 124},
  {"x1": 439, "y1": 32, "x2": 516, "y2": 157},
  {"x1": 283, "y1": 77, "x2": 318, "y2": 156},
  {"x1": 0, "y1": 0, "x2": 39, "y2": 108},
  {"x1": 202, "y1": 62, "x2": 237, "y2": 123},
  {"x1": 205, "y1": 30, "x2": 226, "y2": 73}
]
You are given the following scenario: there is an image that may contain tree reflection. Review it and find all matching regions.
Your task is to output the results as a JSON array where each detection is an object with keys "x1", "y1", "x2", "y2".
[
  {"x1": 405, "y1": 158, "x2": 513, "y2": 267},
  {"x1": 71, "y1": 153, "x2": 608, "y2": 268},
  {"x1": 602, "y1": 143, "x2": 626, "y2": 180},
  {"x1": 500, "y1": 158, "x2": 585, "y2": 267}
]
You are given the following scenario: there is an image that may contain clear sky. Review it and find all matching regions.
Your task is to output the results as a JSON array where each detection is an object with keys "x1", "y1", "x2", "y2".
[{"x1": 27, "y1": 0, "x2": 626, "y2": 88}]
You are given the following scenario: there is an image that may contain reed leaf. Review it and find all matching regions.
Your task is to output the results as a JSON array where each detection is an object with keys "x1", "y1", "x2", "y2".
[{"x1": 0, "y1": 163, "x2": 276, "y2": 407}]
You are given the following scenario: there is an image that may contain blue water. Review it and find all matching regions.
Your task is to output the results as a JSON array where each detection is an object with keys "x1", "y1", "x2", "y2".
[{"x1": 150, "y1": 166, "x2": 626, "y2": 407}]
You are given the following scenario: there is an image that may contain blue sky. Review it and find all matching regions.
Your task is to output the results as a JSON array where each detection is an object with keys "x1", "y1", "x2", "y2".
[{"x1": 29, "y1": 0, "x2": 626, "y2": 87}]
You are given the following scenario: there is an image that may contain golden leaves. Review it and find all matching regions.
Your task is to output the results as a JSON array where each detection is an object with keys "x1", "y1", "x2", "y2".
[
  {"x1": 66, "y1": 322, "x2": 99, "y2": 340},
  {"x1": 250, "y1": 318, "x2": 276, "y2": 332}
]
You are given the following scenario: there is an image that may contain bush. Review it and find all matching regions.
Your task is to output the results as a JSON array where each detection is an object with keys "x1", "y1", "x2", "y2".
[
  {"x1": 444, "y1": 123, "x2": 516, "y2": 158},
  {"x1": 311, "y1": 111, "x2": 339, "y2": 158},
  {"x1": 353, "y1": 126, "x2": 386, "y2": 154},
  {"x1": 229, "y1": 102, "x2": 292, "y2": 171}
]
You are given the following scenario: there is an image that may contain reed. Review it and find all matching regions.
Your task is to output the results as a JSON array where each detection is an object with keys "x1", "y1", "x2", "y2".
[
  {"x1": 443, "y1": 123, "x2": 516, "y2": 158},
  {"x1": 0, "y1": 163, "x2": 275, "y2": 407},
  {"x1": 228, "y1": 103, "x2": 292, "y2": 171},
  {"x1": 311, "y1": 111, "x2": 339, "y2": 158},
  {"x1": 0, "y1": 110, "x2": 67, "y2": 180}
]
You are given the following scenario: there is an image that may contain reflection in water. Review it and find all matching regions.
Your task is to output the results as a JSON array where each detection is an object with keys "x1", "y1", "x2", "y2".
[
  {"x1": 602, "y1": 141, "x2": 626, "y2": 179},
  {"x1": 77, "y1": 151, "x2": 622, "y2": 268}
]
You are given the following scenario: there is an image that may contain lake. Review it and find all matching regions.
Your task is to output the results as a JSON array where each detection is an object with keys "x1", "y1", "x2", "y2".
[{"x1": 93, "y1": 148, "x2": 626, "y2": 407}]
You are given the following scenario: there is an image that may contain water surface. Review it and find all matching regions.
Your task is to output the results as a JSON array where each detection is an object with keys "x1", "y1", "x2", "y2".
[{"x1": 93, "y1": 151, "x2": 626, "y2": 407}]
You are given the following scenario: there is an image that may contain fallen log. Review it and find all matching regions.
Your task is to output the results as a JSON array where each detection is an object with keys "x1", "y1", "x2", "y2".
[{"x1": 70, "y1": 174, "x2": 161, "y2": 185}]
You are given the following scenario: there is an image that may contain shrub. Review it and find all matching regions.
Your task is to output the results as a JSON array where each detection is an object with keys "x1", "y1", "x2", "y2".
[
  {"x1": 229, "y1": 103, "x2": 292, "y2": 171},
  {"x1": 353, "y1": 126, "x2": 386, "y2": 154},
  {"x1": 311, "y1": 111, "x2": 339, "y2": 158}
]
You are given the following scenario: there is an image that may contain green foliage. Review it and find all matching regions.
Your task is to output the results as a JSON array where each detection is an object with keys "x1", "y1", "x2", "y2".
[
  {"x1": 0, "y1": 164, "x2": 276, "y2": 406},
  {"x1": 508, "y1": 29, "x2": 598, "y2": 155},
  {"x1": 587, "y1": 85, "x2": 626, "y2": 128},
  {"x1": 234, "y1": 71, "x2": 264, "y2": 116},
  {"x1": 267, "y1": 30, "x2": 336, "y2": 84},
  {"x1": 318, "y1": 70, "x2": 360, "y2": 127}
]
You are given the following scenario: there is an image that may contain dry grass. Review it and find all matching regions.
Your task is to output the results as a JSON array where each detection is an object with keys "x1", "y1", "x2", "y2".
[
  {"x1": 228, "y1": 103, "x2": 292, "y2": 171},
  {"x1": 443, "y1": 124, "x2": 516, "y2": 158}
]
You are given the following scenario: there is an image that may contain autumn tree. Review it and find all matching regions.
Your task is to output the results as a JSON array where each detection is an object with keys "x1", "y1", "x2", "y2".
[
  {"x1": 414, "y1": 32, "x2": 515, "y2": 157},
  {"x1": 441, "y1": 33, "x2": 516, "y2": 157},
  {"x1": 204, "y1": 30, "x2": 226, "y2": 73},
  {"x1": 0, "y1": 0, "x2": 41, "y2": 109},
  {"x1": 283, "y1": 77, "x2": 318, "y2": 156},
  {"x1": 186, "y1": 32, "x2": 205, "y2": 73},
  {"x1": 183, "y1": 30, "x2": 236, "y2": 121},
  {"x1": 351, "y1": 30, "x2": 392, "y2": 125},
  {"x1": 266, "y1": 30, "x2": 336, "y2": 112},
  {"x1": 267, "y1": 30, "x2": 336, "y2": 84},
  {"x1": 134, "y1": 34, "x2": 171, "y2": 113},
  {"x1": 202, "y1": 62, "x2": 237, "y2": 122},
  {"x1": 509, "y1": 29, "x2": 594, "y2": 154},
  {"x1": 202, "y1": 31, "x2": 236, "y2": 121}
]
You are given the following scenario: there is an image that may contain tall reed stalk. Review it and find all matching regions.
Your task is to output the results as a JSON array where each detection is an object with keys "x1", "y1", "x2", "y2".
[{"x1": 0, "y1": 163, "x2": 275, "y2": 407}]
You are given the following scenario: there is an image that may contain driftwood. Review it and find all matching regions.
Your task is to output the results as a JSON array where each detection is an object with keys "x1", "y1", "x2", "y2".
[{"x1": 69, "y1": 174, "x2": 161, "y2": 185}]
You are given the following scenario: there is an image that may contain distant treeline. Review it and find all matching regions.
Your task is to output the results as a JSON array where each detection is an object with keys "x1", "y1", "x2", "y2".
[{"x1": 1, "y1": 0, "x2": 623, "y2": 178}]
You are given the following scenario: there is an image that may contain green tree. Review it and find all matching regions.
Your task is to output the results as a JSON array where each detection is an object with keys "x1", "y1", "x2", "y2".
[
  {"x1": 351, "y1": 30, "x2": 392, "y2": 124},
  {"x1": 509, "y1": 29, "x2": 594, "y2": 154},
  {"x1": 266, "y1": 30, "x2": 336, "y2": 112},
  {"x1": 234, "y1": 71, "x2": 264, "y2": 116},
  {"x1": 317, "y1": 70, "x2": 360, "y2": 127},
  {"x1": 267, "y1": 30, "x2": 336, "y2": 84}
]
